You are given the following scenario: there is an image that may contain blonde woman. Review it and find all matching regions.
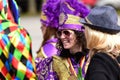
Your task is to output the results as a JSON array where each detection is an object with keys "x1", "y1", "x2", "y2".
[{"x1": 81, "y1": 6, "x2": 120, "y2": 80}]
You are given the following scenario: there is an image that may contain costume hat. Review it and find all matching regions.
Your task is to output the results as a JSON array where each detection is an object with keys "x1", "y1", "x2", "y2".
[
  {"x1": 58, "y1": 0, "x2": 90, "y2": 31},
  {"x1": 80, "y1": 6, "x2": 120, "y2": 34}
]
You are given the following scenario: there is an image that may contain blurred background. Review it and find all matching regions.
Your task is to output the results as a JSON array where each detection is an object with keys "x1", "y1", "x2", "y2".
[
  {"x1": 16, "y1": 0, "x2": 44, "y2": 58},
  {"x1": 16, "y1": 0, "x2": 120, "y2": 58}
]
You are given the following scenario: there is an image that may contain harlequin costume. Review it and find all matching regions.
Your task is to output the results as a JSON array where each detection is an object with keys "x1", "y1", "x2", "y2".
[
  {"x1": 36, "y1": 0, "x2": 90, "y2": 80},
  {"x1": 37, "y1": 0, "x2": 60, "y2": 58},
  {"x1": 0, "y1": 0, "x2": 36, "y2": 79}
]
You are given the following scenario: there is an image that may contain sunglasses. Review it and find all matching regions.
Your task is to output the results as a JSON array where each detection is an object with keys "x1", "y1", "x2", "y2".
[{"x1": 56, "y1": 30, "x2": 73, "y2": 38}]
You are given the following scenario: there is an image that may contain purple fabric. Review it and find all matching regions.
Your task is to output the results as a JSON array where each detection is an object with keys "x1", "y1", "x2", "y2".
[
  {"x1": 42, "y1": 38, "x2": 58, "y2": 57},
  {"x1": 35, "y1": 57, "x2": 59, "y2": 80},
  {"x1": 64, "y1": 0, "x2": 90, "y2": 18},
  {"x1": 70, "y1": 57, "x2": 87, "y2": 77},
  {"x1": 70, "y1": 58, "x2": 80, "y2": 74},
  {"x1": 59, "y1": 24, "x2": 84, "y2": 31},
  {"x1": 82, "y1": 55, "x2": 89, "y2": 77},
  {"x1": 45, "y1": 38, "x2": 58, "y2": 44},
  {"x1": 36, "y1": 56, "x2": 88, "y2": 80}
]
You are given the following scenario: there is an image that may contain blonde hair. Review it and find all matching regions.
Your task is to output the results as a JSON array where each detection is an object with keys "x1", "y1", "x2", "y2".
[{"x1": 85, "y1": 26, "x2": 120, "y2": 58}]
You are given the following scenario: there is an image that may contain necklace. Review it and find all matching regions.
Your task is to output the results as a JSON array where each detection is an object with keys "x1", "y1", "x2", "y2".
[{"x1": 67, "y1": 56, "x2": 85, "y2": 79}]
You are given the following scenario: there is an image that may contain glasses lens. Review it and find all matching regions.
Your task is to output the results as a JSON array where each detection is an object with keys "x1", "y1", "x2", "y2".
[
  {"x1": 57, "y1": 31, "x2": 62, "y2": 37},
  {"x1": 57, "y1": 30, "x2": 71, "y2": 38},
  {"x1": 63, "y1": 30, "x2": 71, "y2": 36}
]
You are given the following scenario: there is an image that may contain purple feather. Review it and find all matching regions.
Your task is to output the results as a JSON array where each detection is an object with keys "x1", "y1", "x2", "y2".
[
  {"x1": 62, "y1": 0, "x2": 90, "y2": 18},
  {"x1": 41, "y1": 0, "x2": 61, "y2": 28}
]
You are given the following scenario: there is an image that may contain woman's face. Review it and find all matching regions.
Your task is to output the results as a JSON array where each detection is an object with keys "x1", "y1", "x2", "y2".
[{"x1": 57, "y1": 29, "x2": 77, "y2": 49}]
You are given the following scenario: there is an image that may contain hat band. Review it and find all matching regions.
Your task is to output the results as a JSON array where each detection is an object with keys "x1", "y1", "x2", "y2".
[
  {"x1": 84, "y1": 17, "x2": 120, "y2": 34},
  {"x1": 85, "y1": 17, "x2": 92, "y2": 25},
  {"x1": 59, "y1": 24, "x2": 84, "y2": 31},
  {"x1": 65, "y1": 14, "x2": 82, "y2": 25}
]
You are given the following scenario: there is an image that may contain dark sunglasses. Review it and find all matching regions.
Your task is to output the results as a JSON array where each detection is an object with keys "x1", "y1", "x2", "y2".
[{"x1": 56, "y1": 30, "x2": 73, "y2": 38}]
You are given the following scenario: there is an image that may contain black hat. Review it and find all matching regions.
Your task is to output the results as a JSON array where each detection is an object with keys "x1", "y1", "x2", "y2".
[{"x1": 80, "y1": 6, "x2": 120, "y2": 34}]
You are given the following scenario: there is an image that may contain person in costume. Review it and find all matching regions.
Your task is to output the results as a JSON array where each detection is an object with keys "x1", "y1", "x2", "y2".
[
  {"x1": 80, "y1": 6, "x2": 120, "y2": 80},
  {"x1": 35, "y1": 0, "x2": 90, "y2": 80},
  {"x1": 0, "y1": 0, "x2": 36, "y2": 79},
  {"x1": 36, "y1": 0, "x2": 61, "y2": 58}
]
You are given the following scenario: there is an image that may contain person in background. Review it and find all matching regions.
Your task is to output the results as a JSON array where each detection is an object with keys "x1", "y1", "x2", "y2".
[
  {"x1": 35, "y1": 0, "x2": 90, "y2": 79},
  {"x1": 80, "y1": 6, "x2": 120, "y2": 80},
  {"x1": 0, "y1": 0, "x2": 36, "y2": 79},
  {"x1": 36, "y1": 0, "x2": 60, "y2": 58}
]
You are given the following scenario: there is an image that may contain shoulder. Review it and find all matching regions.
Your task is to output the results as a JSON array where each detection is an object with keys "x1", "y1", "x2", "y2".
[
  {"x1": 43, "y1": 38, "x2": 58, "y2": 48},
  {"x1": 86, "y1": 53, "x2": 119, "y2": 80},
  {"x1": 43, "y1": 38, "x2": 58, "y2": 50},
  {"x1": 43, "y1": 42, "x2": 57, "y2": 50},
  {"x1": 52, "y1": 56, "x2": 69, "y2": 70},
  {"x1": 87, "y1": 53, "x2": 113, "y2": 75},
  {"x1": 91, "y1": 52, "x2": 117, "y2": 64},
  {"x1": 39, "y1": 41, "x2": 58, "y2": 57},
  {"x1": 87, "y1": 52, "x2": 120, "y2": 79},
  {"x1": 52, "y1": 56, "x2": 68, "y2": 65},
  {"x1": 90, "y1": 52, "x2": 114, "y2": 67}
]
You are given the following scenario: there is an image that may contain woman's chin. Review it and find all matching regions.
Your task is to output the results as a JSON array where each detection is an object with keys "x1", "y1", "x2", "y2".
[{"x1": 63, "y1": 46, "x2": 71, "y2": 49}]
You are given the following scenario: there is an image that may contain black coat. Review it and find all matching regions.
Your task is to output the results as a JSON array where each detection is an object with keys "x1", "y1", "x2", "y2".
[{"x1": 85, "y1": 52, "x2": 120, "y2": 80}]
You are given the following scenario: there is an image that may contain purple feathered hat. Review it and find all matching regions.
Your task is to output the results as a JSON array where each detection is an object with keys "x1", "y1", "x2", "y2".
[
  {"x1": 58, "y1": 0, "x2": 90, "y2": 31},
  {"x1": 40, "y1": 0, "x2": 61, "y2": 28}
]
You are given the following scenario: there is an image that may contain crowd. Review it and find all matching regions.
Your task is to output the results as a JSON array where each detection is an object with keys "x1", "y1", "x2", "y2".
[{"x1": 0, "y1": 0, "x2": 120, "y2": 80}]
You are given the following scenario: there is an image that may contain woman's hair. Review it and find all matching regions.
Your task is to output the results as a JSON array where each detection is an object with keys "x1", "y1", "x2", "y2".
[
  {"x1": 37, "y1": 26, "x2": 57, "y2": 53},
  {"x1": 42, "y1": 26, "x2": 57, "y2": 46},
  {"x1": 57, "y1": 30, "x2": 87, "y2": 57},
  {"x1": 85, "y1": 26, "x2": 120, "y2": 58}
]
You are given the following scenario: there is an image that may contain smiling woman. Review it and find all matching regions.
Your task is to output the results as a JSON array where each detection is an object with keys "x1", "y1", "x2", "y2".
[{"x1": 35, "y1": 0, "x2": 90, "y2": 80}]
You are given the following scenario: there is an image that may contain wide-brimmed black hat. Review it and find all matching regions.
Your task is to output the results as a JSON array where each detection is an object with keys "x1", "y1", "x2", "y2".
[{"x1": 80, "y1": 6, "x2": 120, "y2": 34}]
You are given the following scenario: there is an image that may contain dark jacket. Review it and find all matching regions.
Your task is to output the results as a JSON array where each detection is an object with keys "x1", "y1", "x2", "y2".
[{"x1": 85, "y1": 52, "x2": 120, "y2": 80}]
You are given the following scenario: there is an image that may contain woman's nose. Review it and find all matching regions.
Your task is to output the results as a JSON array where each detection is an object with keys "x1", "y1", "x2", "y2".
[{"x1": 60, "y1": 33, "x2": 65, "y2": 39}]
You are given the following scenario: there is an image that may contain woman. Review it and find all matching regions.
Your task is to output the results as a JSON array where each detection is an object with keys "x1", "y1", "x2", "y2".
[
  {"x1": 80, "y1": 6, "x2": 120, "y2": 80},
  {"x1": 36, "y1": 0, "x2": 60, "y2": 58},
  {"x1": 35, "y1": 0, "x2": 89, "y2": 79},
  {"x1": 0, "y1": 0, "x2": 36, "y2": 79}
]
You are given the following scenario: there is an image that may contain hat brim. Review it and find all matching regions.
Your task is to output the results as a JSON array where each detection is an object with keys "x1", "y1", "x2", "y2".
[{"x1": 80, "y1": 18, "x2": 120, "y2": 34}]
